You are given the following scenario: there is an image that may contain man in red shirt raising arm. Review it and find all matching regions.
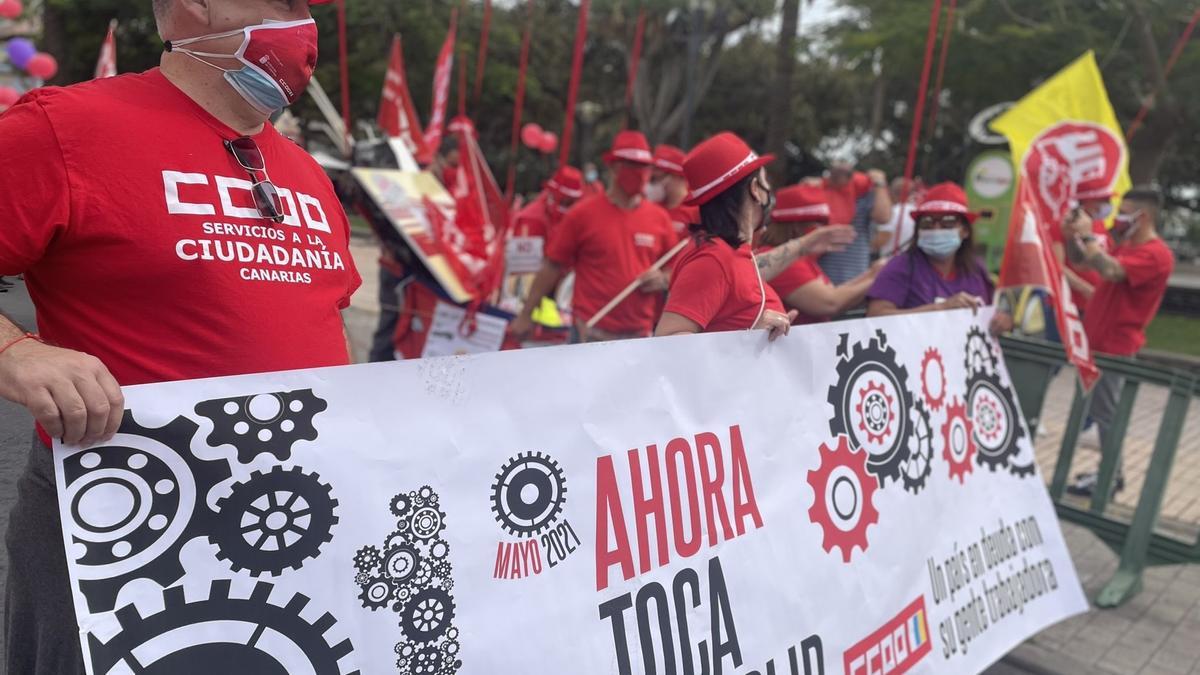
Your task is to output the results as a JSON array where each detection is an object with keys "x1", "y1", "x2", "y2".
[
  {"x1": 0, "y1": 1, "x2": 358, "y2": 672},
  {"x1": 509, "y1": 131, "x2": 675, "y2": 343},
  {"x1": 1061, "y1": 186, "x2": 1175, "y2": 497}
]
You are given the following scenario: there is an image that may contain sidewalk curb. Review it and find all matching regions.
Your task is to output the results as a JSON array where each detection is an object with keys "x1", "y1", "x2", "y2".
[{"x1": 1000, "y1": 641, "x2": 1094, "y2": 675}]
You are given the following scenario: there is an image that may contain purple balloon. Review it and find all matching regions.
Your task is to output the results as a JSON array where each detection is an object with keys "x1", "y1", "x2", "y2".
[{"x1": 6, "y1": 38, "x2": 37, "y2": 69}]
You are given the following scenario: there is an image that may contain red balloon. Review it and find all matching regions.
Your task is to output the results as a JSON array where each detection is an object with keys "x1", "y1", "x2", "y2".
[
  {"x1": 0, "y1": 0, "x2": 22, "y2": 20},
  {"x1": 521, "y1": 123, "x2": 544, "y2": 149},
  {"x1": 538, "y1": 131, "x2": 559, "y2": 154},
  {"x1": 0, "y1": 86, "x2": 20, "y2": 109},
  {"x1": 26, "y1": 52, "x2": 58, "y2": 80}
]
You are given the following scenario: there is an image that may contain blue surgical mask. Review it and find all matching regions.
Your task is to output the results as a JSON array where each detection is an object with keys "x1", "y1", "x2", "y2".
[{"x1": 917, "y1": 229, "x2": 962, "y2": 259}]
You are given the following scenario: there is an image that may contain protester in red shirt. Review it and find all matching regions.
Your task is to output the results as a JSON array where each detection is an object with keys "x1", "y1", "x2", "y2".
[
  {"x1": 512, "y1": 165, "x2": 584, "y2": 242},
  {"x1": 1050, "y1": 176, "x2": 1115, "y2": 314},
  {"x1": 0, "y1": 2, "x2": 356, "y2": 671},
  {"x1": 1062, "y1": 186, "x2": 1175, "y2": 497},
  {"x1": 759, "y1": 184, "x2": 883, "y2": 324},
  {"x1": 646, "y1": 144, "x2": 699, "y2": 239},
  {"x1": 656, "y1": 133, "x2": 853, "y2": 339},
  {"x1": 822, "y1": 160, "x2": 892, "y2": 232},
  {"x1": 509, "y1": 131, "x2": 675, "y2": 342}
]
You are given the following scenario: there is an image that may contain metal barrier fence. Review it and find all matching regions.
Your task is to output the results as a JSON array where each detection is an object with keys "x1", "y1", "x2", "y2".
[{"x1": 1000, "y1": 336, "x2": 1200, "y2": 608}]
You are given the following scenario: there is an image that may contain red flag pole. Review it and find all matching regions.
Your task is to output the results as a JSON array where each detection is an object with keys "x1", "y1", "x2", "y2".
[
  {"x1": 336, "y1": 0, "x2": 352, "y2": 154},
  {"x1": 559, "y1": 0, "x2": 591, "y2": 167},
  {"x1": 623, "y1": 6, "x2": 647, "y2": 129},
  {"x1": 924, "y1": 0, "x2": 957, "y2": 149},
  {"x1": 1127, "y1": 7, "x2": 1199, "y2": 141},
  {"x1": 458, "y1": 45, "x2": 468, "y2": 118},
  {"x1": 506, "y1": 0, "x2": 535, "y2": 200},
  {"x1": 893, "y1": 0, "x2": 943, "y2": 253},
  {"x1": 473, "y1": 0, "x2": 493, "y2": 109}
]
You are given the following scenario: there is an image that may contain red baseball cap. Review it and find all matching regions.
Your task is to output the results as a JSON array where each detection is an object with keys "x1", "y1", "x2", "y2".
[
  {"x1": 773, "y1": 184, "x2": 830, "y2": 224},
  {"x1": 682, "y1": 132, "x2": 774, "y2": 206},
  {"x1": 546, "y1": 166, "x2": 584, "y2": 200},
  {"x1": 1074, "y1": 175, "x2": 1115, "y2": 202},
  {"x1": 603, "y1": 130, "x2": 654, "y2": 165},
  {"x1": 652, "y1": 145, "x2": 686, "y2": 176},
  {"x1": 910, "y1": 182, "x2": 979, "y2": 224}
]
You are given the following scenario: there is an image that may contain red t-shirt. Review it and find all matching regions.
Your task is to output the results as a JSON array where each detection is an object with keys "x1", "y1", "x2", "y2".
[
  {"x1": 765, "y1": 252, "x2": 831, "y2": 325},
  {"x1": 665, "y1": 238, "x2": 785, "y2": 333},
  {"x1": 546, "y1": 194, "x2": 674, "y2": 334},
  {"x1": 1049, "y1": 218, "x2": 1110, "y2": 313},
  {"x1": 1083, "y1": 238, "x2": 1174, "y2": 356},
  {"x1": 823, "y1": 172, "x2": 872, "y2": 225},
  {"x1": 0, "y1": 69, "x2": 361, "y2": 390},
  {"x1": 514, "y1": 194, "x2": 552, "y2": 240}
]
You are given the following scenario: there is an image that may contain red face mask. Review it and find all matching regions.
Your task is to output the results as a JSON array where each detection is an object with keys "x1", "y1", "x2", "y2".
[{"x1": 616, "y1": 165, "x2": 651, "y2": 198}]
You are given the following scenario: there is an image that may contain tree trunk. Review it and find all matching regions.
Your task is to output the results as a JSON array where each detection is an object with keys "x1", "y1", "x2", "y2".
[
  {"x1": 765, "y1": 0, "x2": 801, "y2": 183},
  {"x1": 1125, "y1": 0, "x2": 1182, "y2": 185}
]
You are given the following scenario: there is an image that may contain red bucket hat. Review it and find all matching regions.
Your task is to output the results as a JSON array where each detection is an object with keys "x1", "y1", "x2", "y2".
[
  {"x1": 546, "y1": 166, "x2": 584, "y2": 200},
  {"x1": 910, "y1": 182, "x2": 979, "y2": 224},
  {"x1": 603, "y1": 130, "x2": 654, "y2": 165},
  {"x1": 652, "y1": 145, "x2": 686, "y2": 176},
  {"x1": 773, "y1": 184, "x2": 830, "y2": 224},
  {"x1": 1074, "y1": 175, "x2": 1115, "y2": 202},
  {"x1": 682, "y1": 132, "x2": 774, "y2": 206}
]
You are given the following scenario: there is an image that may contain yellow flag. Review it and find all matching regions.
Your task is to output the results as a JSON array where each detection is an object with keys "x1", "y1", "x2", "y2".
[{"x1": 992, "y1": 51, "x2": 1130, "y2": 225}]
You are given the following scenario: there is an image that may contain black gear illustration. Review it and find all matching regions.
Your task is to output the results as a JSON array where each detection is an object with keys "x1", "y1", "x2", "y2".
[
  {"x1": 900, "y1": 400, "x2": 934, "y2": 494},
  {"x1": 195, "y1": 389, "x2": 327, "y2": 463},
  {"x1": 430, "y1": 559, "x2": 452, "y2": 587},
  {"x1": 827, "y1": 331, "x2": 915, "y2": 486},
  {"x1": 1009, "y1": 460, "x2": 1038, "y2": 478},
  {"x1": 211, "y1": 466, "x2": 338, "y2": 577},
  {"x1": 413, "y1": 646, "x2": 444, "y2": 675},
  {"x1": 409, "y1": 490, "x2": 426, "y2": 508},
  {"x1": 63, "y1": 412, "x2": 230, "y2": 614},
  {"x1": 400, "y1": 587, "x2": 456, "y2": 643},
  {"x1": 354, "y1": 545, "x2": 382, "y2": 573},
  {"x1": 383, "y1": 543, "x2": 423, "y2": 584},
  {"x1": 390, "y1": 493, "x2": 413, "y2": 518},
  {"x1": 442, "y1": 638, "x2": 460, "y2": 657},
  {"x1": 490, "y1": 451, "x2": 568, "y2": 537},
  {"x1": 429, "y1": 539, "x2": 450, "y2": 560},
  {"x1": 88, "y1": 580, "x2": 358, "y2": 674},
  {"x1": 419, "y1": 485, "x2": 437, "y2": 504},
  {"x1": 410, "y1": 559, "x2": 434, "y2": 588},
  {"x1": 359, "y1": 575, "x2": 394, "y2": 611},
  {"x1": 409, "y1": 503, "x2": 447, "y2": 542},
  {"x1": 437, "y1": 658, "x2": 462, "y2": 675},
  {"x1": 964, "y1": 326, "x2": 999, "y2": 377},
  {"x1": 354, "y1": 571, "x2": 370, "y2": 586},
  {"x1": 968, "y1": 372, "x2": 1027, "y2": 471}
]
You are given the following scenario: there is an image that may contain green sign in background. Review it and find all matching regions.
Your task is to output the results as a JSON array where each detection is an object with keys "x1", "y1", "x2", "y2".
[{"x1": 964, "y1": 150, "x2": 1016, "y2": 274}]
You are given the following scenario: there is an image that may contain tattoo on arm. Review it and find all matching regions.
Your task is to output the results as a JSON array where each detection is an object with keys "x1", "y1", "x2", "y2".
[
  {"x1": 756, "y1": 239, "x2": 804, "y2": 280},
  {"x1": 1065, "y1": 236, "x2": 1087, "y2": 265},
  {"x1": 1085, "y1": 248, "x2": 1126, "y2": 282}
]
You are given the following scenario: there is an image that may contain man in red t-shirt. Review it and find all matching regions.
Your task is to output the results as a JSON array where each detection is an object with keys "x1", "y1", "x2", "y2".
[
  {"x1": 1050, "y1": 177, "x2": 1115, "y2": 315},
  {"x1": 509, "y1": 131, "x2": 675, "y2": 342},
  {"x1": 0, "y1": 1, "x2": 356, "y2": 670},
  {"x1": 1062, "y1": 186, "x2": 1175, "y2": 497}
]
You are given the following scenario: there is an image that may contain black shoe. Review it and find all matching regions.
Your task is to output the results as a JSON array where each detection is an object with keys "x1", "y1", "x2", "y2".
[{"x1": 1066, "y1": 471, "x2": 1125, "y2": 497}]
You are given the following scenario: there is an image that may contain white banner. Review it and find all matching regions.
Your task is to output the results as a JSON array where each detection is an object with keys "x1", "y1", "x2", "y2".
[{"x1": 56, "y1": 310, "x2": 1086, "y2": 675}]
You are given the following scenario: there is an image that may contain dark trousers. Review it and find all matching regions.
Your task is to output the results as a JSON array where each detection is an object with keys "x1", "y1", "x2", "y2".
[
  {"x1": 5, "y1": 439, "x2": 85, "y2": 674},
  {"x1": 368, "y1": 264, "x2": 404, "y2": 363}
]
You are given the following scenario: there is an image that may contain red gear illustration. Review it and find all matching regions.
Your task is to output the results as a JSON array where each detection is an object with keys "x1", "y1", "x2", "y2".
[
  {"x1": 855, "y1": 381, "x2": 894, "y2": 446},
  {"x1": 942, "y1": 398, "x2": 976, "y2": 484},
  {"x1": 920, "y1": 348, "x2": 947, "y2": 411},
  {"x1": 807, "y1": 435, "x2": 880, "y2": 563}
]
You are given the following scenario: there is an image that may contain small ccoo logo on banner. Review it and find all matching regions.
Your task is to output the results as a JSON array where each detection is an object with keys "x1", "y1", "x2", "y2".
[{"x1": 844, "y1": 596, "x2": 932, "y2": 675}]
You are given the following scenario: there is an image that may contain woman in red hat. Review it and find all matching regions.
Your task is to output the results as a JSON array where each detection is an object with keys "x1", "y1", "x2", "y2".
[
  {"x1": 866, "y1": 182, "x2": 996, "y2": 316},
  {"x1": 655, "y1": 133, "x2": 854, "y2": 340},
  {"x1": 759, "y1": 184, "x2": 883, "y2": 324}
]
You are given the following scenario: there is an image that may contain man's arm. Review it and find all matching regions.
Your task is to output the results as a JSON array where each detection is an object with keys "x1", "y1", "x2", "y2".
[
  {"x1": 756, "y1": 225, "x2": 856, "y2": 281},
  {"x1": 1052, "y1": 241, "x2": 1096, "y2": 299},
  {"x1": 508, "y1": 260, "x2": 566, "y2": 339},
  {"x1": 1065, "y1": 235, "x2": 1126, "y2": 283},
  {"x1": 867, "y1": 170, "x2": 892, "y2": 224}
]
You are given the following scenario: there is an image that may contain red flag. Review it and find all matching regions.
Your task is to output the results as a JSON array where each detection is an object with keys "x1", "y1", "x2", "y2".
[
  {"x1": 423, "y1": 10, "x2": 458, "y2": 165},
  {"x1": 94, "y1": 20, "x2": 118, "y2": 79},
  {"x1": 999, "y1": 175, "x2": 1100, "y2": 390},
  {"x1": 378, "y1": 36, "x2": 429, "y2": 159},
  {"x1": 449, "y1": 115, "x2": 510, "y2": 300}
]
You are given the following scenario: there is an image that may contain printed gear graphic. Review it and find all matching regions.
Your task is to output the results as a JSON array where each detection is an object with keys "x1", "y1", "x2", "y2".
[
  {"x1": 806, "y1": 435, "x2": 880, "y2": 563},
  {"x1": 87, "y1": 580, "x2": 359, "y2": 674},
  {"x1": 968, "y1": 372, "x2": 1027, "y2": 471},
  {"x1": 430, "y1": 559, "x2": 452, "y2": 584},
  {"x1": 1008, "y1": 460, "x2": 1038, "y2": 478},
  {"x1": 400, "y1": 587, "x2": 457, "y2": 643},
  {"x1": 855, "y1": 381, "x2": 895, "y2": 445},
  {"x1": 491, "y1": 451, "x2": 569, "y2": 538},
  {"x1": 964, "y1": 326, "x2": 999, "y2": 378},
  {"x1": 62, "y1": 412, "x2": 231, "y2": 614},
  {"x1": 383, "y1": 543, "x2": 423, "y2": 585},
  {"x1": 442, "y1": 638, "x2": 461, "y2": 657},
  {"x1": 429, "y1": 539, "x2": 450, "y2": 560},
  {"x1": 409, "y1": 504, "x2": 448, "y2": 542},
  {"x1": 412, "y1": 646, "x2": 444, "y2": 675},
  {"x1": 920, "y1": 347, "x2": 948, "y2": 411},
  {"x1": 353, "y1": 545, "x2": 383, "y2": 574},
  {"x1": 211, "y1": 466, "x2": 338, "y2": 577},
  {"x1": 900, "y1": 400, "x2": 934, "y2": 494},
  {"x1": 827, "y1": 331, "x2": 914, "y2": 486},
  {"x1": 410, "y1": 559, "x2": 434, "y2": 588},
  {"x1": 942, "y1": 397, "x2": 976, "y2": 484},
  {"x1": 354, "y1": 572, "x2": 370, "y2": 586},
  {"x1": 390, "y1": 493, "x2": 413, "y2": 518},
  {"x1": 195, "y1": 389, "x2": 327, "y2": 463},
  {"x1": 359, "y1": 575, "x2": 395, "y2": 611},
  {"x1": 419, "y1": 485, "x2": 437, "y2": 504},
  {"x1": 409, "y1": 490, "x2": 426, "y2": 509}
]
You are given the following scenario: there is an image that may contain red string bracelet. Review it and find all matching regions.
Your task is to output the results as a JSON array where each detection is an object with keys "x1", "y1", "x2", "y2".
[{"x1": 0, "y1": 333, "x2": 43, "y2": 356}]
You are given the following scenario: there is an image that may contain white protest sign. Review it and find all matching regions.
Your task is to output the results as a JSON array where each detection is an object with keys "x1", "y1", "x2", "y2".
[
  {"x1": 419, "y1": 301, "x2": 509, "y2": 359},
  {"x1": 56, "y1": 310, "x2": 1086, "y2": 675}
]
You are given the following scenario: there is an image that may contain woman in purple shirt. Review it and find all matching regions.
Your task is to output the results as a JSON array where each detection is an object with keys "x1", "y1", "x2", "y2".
[{"x1": 867, "y1": 182, "x2": 996, "y2": 316}]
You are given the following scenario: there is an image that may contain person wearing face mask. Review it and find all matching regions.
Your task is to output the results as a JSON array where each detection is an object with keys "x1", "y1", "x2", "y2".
[
  {"x1": 656, "y1": 133, "x2": 855, "y2": 340},
  {"x1": 647, "y1": 144, "x2": 700, "y2": 239},
  {"x1": 759, "y1": 184, "x2": 885, "y2": 324},
  {"x1": 509, "y1": 131, "x2": 675, "y2": 342},
  {"x1": 0, "y1": 2, "x2": 359, "y2": 671},
  {"x1": 1061, "y1": 186, "x2": 1175, "y2": 497},
  {"x1": 513, "y1": 165, "x2": 584, "y2": 244},
  {"x1": 866, "y1": 183, "x2": 996, "y2": 317},
  {"x1": 1050, "y1": 177, "x2": 1116, "y2": 316}
]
